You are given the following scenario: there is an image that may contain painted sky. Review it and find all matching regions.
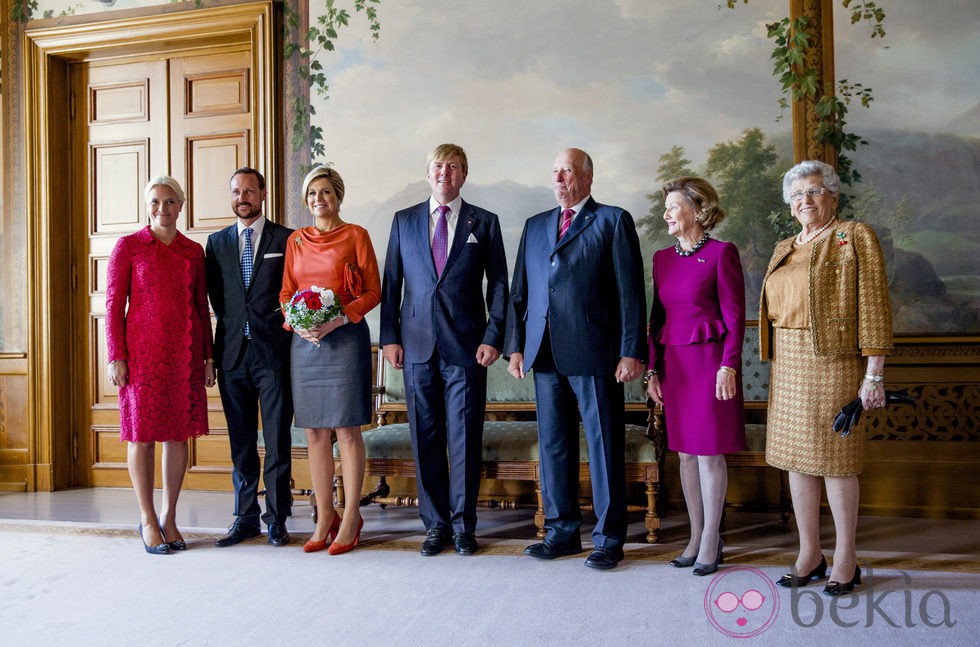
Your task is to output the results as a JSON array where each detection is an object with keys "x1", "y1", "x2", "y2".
[{"x1": 310, "y1": 0, "x2": 979, "y2": 212}]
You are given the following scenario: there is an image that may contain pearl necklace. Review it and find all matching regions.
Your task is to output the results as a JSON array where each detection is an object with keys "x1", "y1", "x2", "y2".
[
  {"x1": 796, "y1": 216, "x2": 836, "y2": 245},
  {"x1": 675, "y1": 231, "x2": 710, "y2": 257}
]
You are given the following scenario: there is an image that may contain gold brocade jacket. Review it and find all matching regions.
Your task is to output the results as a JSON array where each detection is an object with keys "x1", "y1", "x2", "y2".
[{"x1": 759, "y1": 220, "x2": 894, "y2": 360}]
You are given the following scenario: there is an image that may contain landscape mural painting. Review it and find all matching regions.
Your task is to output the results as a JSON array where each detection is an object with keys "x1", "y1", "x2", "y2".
[{"x1": 24, "y1": 0, "x2": 980, "y2": 336}]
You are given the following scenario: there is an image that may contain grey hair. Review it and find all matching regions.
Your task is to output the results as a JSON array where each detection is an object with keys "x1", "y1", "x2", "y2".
[
  {"x1": 781, "y1": 160, "x2": 841, "y2": 204},
  {"x1": 144, "y1": 175, "x2": 186, "y2": 204}
]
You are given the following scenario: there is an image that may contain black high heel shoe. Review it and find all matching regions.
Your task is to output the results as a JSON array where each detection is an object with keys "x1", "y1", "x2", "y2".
[
  {"x1": 692, "y1": 540, "x2": 724, "y2": 577},
  {"x1": 777, "y1": 556, "x2": 828, "y2": 588},
  {"x1": 669, "y1": 554, "x2": 697, "y2": 568},
  {"x1": 159, "y1": 519, "x2": 187, "y2": 551},
  {"x1": 823, "y1": 564, "x2": 862, "y2": 596},
  {"x1": 139, "y1": 523, "x2": 171, "y2": 555}
]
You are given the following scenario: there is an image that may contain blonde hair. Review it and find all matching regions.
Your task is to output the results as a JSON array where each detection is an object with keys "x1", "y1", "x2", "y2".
[
  {"x1": 426, "y1": 143, "x2": 468, "y2": 175},
  {"x1": 144, "y1": 175, "x2": 185, "y2": 204},
  {"x1": 302, "y1": 165, "x2": 345, "y2": 204}
]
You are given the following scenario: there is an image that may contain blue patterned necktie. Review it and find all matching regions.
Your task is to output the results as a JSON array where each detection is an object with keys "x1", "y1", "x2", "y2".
[
  {"x1": 242, "y1": 226, "x2": 254, "y2": 337},
  {"x1": 432, "y1": 205, "x2": 449, "y2": 276}
]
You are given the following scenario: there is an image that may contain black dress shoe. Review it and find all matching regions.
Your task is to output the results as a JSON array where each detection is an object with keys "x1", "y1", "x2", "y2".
[
  {"x1": 267, "y1": 522, "x2": 290, "y2": 546},
  {"x1": 420, "y1": 528, "x2": 451, "y2": 556},
  {"x1": 523, "y1": 538, "x2": 583, "y2": 560},
  {"x1": 823, "y1": 564, "x2": 862, "y2": 596},
  {"x1": 777, "y1": 556, "x2": 828, "y2": 588},
  {"x1": 453, "y1": 532, "x2": 478, "y2": 555},
  {"x1": 585, "y1": 547, "x2": 625, "y2": 570},
  {"x1": 214, "y1": 520, "x2": 261, "y2": 547}
]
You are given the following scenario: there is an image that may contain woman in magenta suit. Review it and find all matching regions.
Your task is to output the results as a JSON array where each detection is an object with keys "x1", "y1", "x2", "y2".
[
  {"x1": 106, "y1": 175, "x2": 216, "y2": 554},
  {"x1": 646, "y1": 177, "x2": 746, "y2": 576}
]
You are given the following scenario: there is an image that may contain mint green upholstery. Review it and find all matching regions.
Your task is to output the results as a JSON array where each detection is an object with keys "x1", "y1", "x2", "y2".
[
  {"x1": 381, "y1": 359, "x2": 650, "y2": 406},
  {"x1": 336, "y1": 421, "x2": 655, "y2": 462}
]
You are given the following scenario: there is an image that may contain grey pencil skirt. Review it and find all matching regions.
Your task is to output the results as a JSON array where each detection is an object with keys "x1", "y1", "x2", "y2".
[{"x1": 290, "y1": 318, "x2": 372, "y2": 429}]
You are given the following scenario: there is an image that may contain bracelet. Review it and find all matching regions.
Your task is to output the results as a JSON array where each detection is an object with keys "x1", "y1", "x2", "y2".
[
  {"x1": 719, "y1": 366, "x2": 736, "y2": 377},
  {"x1": 642, "y1": 369, "x2": 657, "y2": 384},
  {"x1": 342, "y1": 314, "x2": 350, "y2": 325},
  {"x1": 864, "y1": 374, "x2": 883, "y2": 383}
]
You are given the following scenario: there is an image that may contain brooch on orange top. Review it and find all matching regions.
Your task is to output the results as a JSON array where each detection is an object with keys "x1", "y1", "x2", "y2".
[
  {"x1": 836, "y1": 231, "x2": 848, "y2": 247},
  {"x1": 294, "y1": 236, "x2": 304, "y2": 246}
]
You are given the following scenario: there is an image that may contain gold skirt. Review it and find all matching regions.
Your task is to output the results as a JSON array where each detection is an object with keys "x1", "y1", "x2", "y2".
[{"x1": 766, "y1": 328, "x2": 864, "y2": 476}]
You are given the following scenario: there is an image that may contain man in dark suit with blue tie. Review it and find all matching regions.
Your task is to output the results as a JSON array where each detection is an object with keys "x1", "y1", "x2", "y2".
[
  {"x1": 505, "y1": 148, "x2": 647, "y2": 570},
  {"x1": 380, "y1": 144, "x2": 509, "y2": 556},
  {"x1": 206, "y1": 167, "x2": 295, "y2": 547}
]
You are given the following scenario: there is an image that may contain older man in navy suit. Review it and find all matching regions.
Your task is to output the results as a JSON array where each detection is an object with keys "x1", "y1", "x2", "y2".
[
  {"x1": 380, "y1": 144, "x2": 509, "y2": 556},
  {"x1": 206, "y1": 167, "x2": 294, "y2": 547},
  {"x1": 505, "y1": 148, "x2": 647, "y2": 570}
]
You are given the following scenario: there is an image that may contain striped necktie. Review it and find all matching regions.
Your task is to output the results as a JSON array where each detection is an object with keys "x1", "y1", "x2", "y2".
[{"x1": 559, "y1": 209, "x2": 574, "y2": 239}]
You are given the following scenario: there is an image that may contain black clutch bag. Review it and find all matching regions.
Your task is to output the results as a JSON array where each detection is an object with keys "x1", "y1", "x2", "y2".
[{"x1": 832, "y1": 391, "x2": 917, "y2": 438}]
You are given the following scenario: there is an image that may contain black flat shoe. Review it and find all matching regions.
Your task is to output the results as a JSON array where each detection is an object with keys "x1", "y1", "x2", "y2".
[
  {"x1": 214, "y1": 520, "x2": 261, "y2": 547},
  {"x1": 777, "y1": 556, "x2": 828, "y2": 588},
  {"x1": 585, "y1": 547, "x2": 625, "y2": 570},
  {"x1": 523, "y1": 538, "x2": 584, "y2": 560},
  {"x1": 824, "y1": 564, "x2": 862, "y2": 596},
  {"x1": 267, "y1": 522, "x2": 290, "y2": 546},
  {"x1": 139, "y1": 523, "x2": 171, "y2": 555},
  {"x1": 420, "y1": 528, "x2": 451, "y2": 556},
  {"x1": 668, "y1": 554, "x2": 696, "y2": 568},
  {"x1": 453, "y1": 532, "x2": 478, "y2": 556},
  {"x1": 692, "y1": 540, "x2": 724, "y2": 577}
]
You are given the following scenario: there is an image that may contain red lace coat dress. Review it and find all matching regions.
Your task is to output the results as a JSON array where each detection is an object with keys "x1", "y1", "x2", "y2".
[{"x1": 106, "y1": 226, "x2": 213, "y2": 442}]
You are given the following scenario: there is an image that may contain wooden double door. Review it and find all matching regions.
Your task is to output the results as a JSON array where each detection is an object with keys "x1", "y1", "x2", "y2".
[{"x1": 58, "y1": 24, "x2": 283, "y2": 489}]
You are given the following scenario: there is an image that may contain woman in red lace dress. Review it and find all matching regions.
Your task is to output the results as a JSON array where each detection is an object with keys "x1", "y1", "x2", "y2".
[{"x1": 106, "y1": 176, "x2": 216, "y2": 554}]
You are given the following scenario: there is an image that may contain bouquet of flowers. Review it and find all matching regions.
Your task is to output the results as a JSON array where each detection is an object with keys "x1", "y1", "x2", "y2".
[{"x1": 282, "y1": 285, "x2": 344, "y2": 347}]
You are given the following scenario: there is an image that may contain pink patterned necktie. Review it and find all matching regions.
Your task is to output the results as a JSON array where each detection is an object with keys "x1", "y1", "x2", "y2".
[
  {"x1": 432, "y1": 205, "x2": 450, "y2": 276},
  {"x1": 559, "y1": 208, "x2": 574, "y2": 239}
]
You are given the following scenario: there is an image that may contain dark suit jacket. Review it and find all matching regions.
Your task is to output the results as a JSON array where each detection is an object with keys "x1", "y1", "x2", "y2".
[
  {"x1": 206, "y1": 219, "x2": 294, "y2": 371},
  {"x1": 380, "y1": 200, "x2": 509, "y2": 366},
  {"x1": 505, "y1": 197, "x2": 647, "y2": 374}
]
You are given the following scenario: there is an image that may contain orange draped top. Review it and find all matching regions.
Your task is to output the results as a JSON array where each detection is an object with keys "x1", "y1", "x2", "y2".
[{"x1": 279, "y1": 224, "x2": 381, "y2": 327}]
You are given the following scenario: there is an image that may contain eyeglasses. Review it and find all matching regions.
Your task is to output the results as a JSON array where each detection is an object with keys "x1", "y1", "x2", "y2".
[
  {"x1": 715, "y1": 590, "x2": 766, "y2": 613},
  {"x1": 789, "y1": 187, "x2": 830, "y2": 202}
]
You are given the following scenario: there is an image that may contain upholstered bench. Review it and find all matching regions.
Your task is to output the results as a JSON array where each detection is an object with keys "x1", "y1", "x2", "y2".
[{"x1": 334, "y1": 356, "x2": 665, "y2": 542}]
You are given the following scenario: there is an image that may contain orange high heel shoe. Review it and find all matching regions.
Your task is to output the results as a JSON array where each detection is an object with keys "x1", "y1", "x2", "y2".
[
  {"x1": 303, "y1": 512, "x2": 342, "y2": 553},
  {"x1": 327, "y1": 515, "x2": 363, "y2": 555}
]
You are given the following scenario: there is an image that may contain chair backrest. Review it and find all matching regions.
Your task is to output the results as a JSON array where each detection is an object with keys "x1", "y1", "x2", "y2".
[
  {"x1": 377, "y1": 354, "x2": 649, "y2": 407},
  {"x1": 741, "y1": 323, "x2": 770, "y2": 405}
]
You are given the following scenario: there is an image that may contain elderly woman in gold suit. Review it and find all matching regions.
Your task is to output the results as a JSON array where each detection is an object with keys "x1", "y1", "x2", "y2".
[{"x1": 760, "y1": 160, "x2": 893, "y2": 596}]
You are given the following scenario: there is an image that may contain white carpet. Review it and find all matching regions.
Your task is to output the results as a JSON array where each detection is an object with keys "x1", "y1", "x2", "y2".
[{"x1": 2, "y1": 527, "x2": 978, "y2": 646}]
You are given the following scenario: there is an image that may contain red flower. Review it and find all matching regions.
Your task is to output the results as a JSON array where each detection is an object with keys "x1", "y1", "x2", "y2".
[{"x1": 303, "y1": 292, "x2": 322, "y2": 310}]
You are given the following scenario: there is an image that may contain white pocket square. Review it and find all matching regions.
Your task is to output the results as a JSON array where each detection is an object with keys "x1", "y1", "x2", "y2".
[
  {"x1": 264, "y1": 253, "x2": 284, "y2": 258},
  {"x1": 466, "y1": 233, "x2": 478, "y2": 244}
]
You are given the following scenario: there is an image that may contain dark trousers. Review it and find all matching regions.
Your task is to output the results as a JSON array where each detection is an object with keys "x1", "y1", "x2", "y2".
[
  {"x1": 531, "y1": 336, "x2": 627, "y2": 548},
  {"x1": 404, "y1": 350, "x2": 487, "y2": 534},
  {"x1": 217, "y1": 340, "x2": 294, "y2": 527}
]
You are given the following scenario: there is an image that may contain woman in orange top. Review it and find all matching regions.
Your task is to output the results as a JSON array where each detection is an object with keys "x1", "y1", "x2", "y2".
[{"x1": 280, "y1": 165, "x2": 381, "y2": 554}]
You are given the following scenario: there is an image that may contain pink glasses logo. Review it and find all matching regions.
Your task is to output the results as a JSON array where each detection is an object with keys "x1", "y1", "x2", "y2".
[{"x1": 704, "y1": 567, "x2": 780, "y2": 638}]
